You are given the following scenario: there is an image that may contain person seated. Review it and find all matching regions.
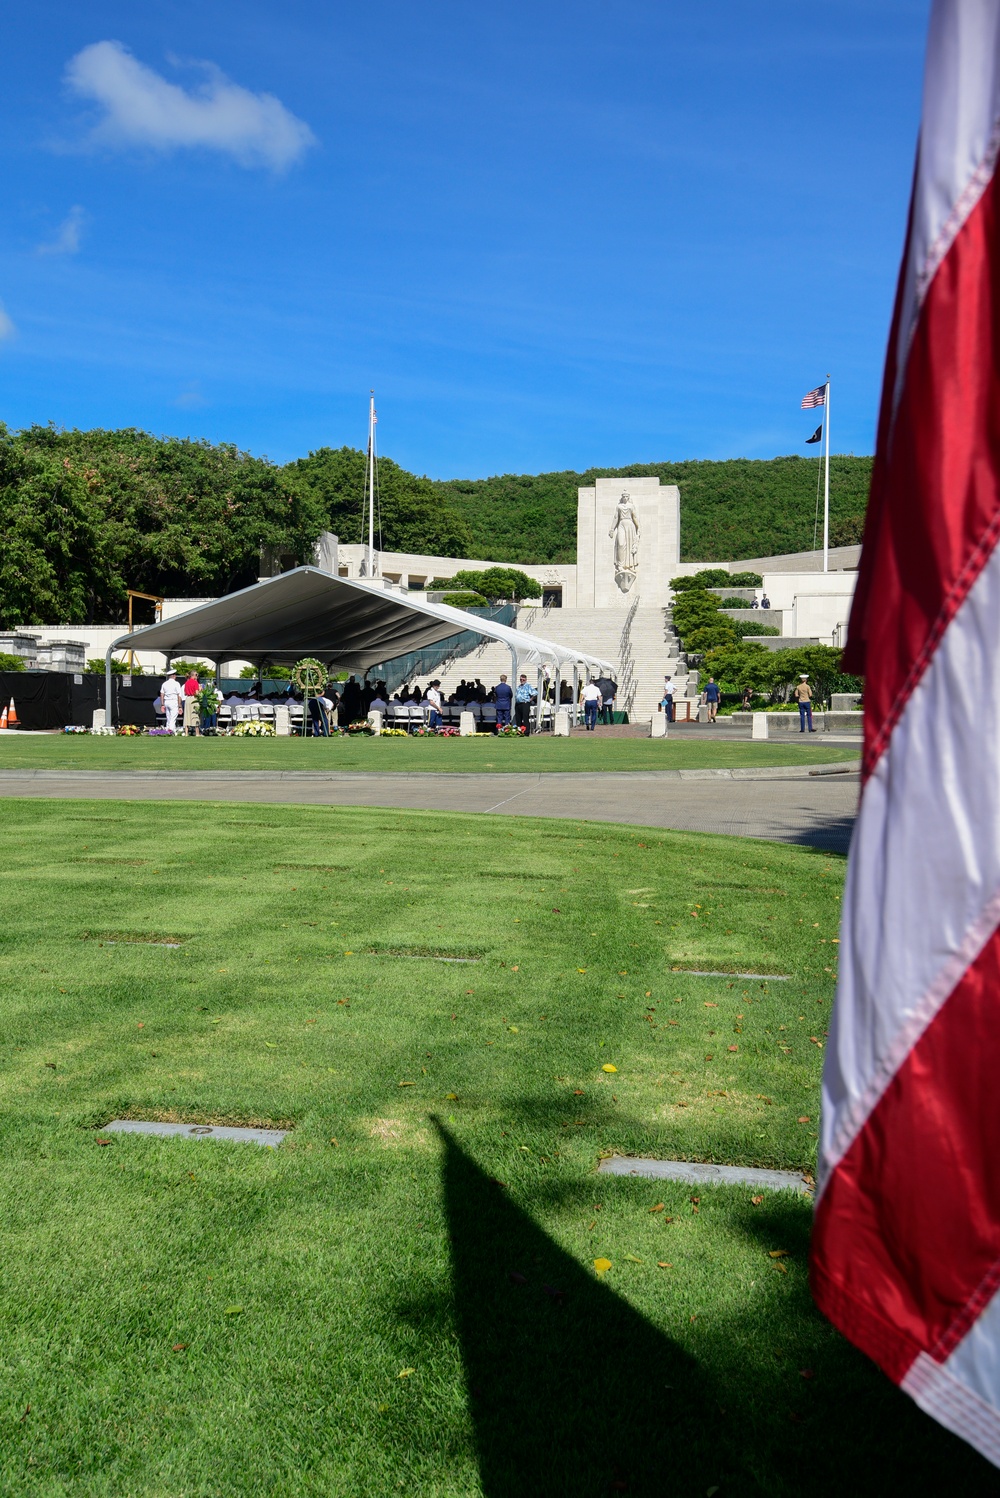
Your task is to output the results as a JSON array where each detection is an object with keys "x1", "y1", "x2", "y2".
[
  {"x1": 224, "y1": 690, "x2": 244, "y2": 705},
  {"x1": 369, "y1": 691, "x2": 389, "y2": 714}
]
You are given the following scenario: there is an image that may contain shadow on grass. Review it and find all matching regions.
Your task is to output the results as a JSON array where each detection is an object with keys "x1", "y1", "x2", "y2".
[
  {"x1": 436, "y1": 1118, "x2": 728, "y2": 1496},
  {"x1": 437, "y1": 1120, "x2": 1000, "y2": 1497}
]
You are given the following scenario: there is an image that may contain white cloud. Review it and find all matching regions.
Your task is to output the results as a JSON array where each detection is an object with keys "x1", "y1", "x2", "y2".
[
  {"x1": 65, "y1": 40, "x2": 315, "y2": 171},
  {"x1": 37, "y1": 204, "x2": 86, "y2": 256},
  {"x1": 0, "y1": 303, "x2": 16, "y2": 342}
]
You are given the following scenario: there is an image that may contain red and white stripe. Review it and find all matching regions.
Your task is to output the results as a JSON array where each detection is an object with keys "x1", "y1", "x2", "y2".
[{"x1": 812, "y1": 0, "x2": 1000, "y2": 1465}]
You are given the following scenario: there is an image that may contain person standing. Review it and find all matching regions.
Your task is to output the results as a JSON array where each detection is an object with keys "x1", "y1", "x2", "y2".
[
  {"x1": 662, "y1": 677, "x2": 674, "y2": 722},
  {"x1": 183, "y1": 669, "x2": 200, "y2": 700},
  {"x1": 160, "y1": 668, "x2": 182, "y2": 733},
  {"x1": 704, "y1": 676, "x2": 720, "y2": 723},
  {"x1": 426, "y1": 680, "x2": 443, "y2": 729},
  {"x1": 514, "y1": 674, "x2": 536, "y2": 734},
  {"x1": 596, "y1": 675, "x2": 616, "y2": 725},
  {"x1": 581, "y1": 678, "x2": 602, "y2": 731},
  {"x1": 793, "y1": 673, "x2": 816, "y2": 732},
  {"x1": 494, "y1": 673, "x2": 514, "y2": 728}
]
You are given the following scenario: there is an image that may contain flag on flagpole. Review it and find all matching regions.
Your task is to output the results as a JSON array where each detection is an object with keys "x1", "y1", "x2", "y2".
[
  {"x1": 805, "y1": 425, "x2": 822, "y2": 444},
  {"x1": 801, "y1": 385, "x2": 826, "y2": 409},
  {"x1": 811, "y1": 0, "x2": 1000, "y2": 1468}
]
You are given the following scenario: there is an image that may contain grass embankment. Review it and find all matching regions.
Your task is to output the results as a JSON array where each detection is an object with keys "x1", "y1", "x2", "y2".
[
  {"x1": 0, "y1": 799, "x2": 985, "y2": 1495},
  {"x1": 0, "y1": 735, "x2": 860, "y2": 774}
]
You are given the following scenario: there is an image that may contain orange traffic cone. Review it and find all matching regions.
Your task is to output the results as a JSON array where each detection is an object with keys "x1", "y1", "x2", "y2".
[
  {"x1": 6, "y1": 698, "x2": 17, "y2": 728},
  {"x1": 0, "y1": 703, "x2": 7, "y2": 729}
]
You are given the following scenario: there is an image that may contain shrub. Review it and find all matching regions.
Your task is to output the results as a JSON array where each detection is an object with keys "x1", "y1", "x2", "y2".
[
  {"x1": 448, "y1": 567, "x2": 542, "y2": 602},
  {"x1": 442, "y1": 591, "x2": 488, "y2": 609},
  {"x1": 729, "y1": 571, "x2": 764, "y2": 587},
  {"x1": 734, "y1": 619, "x2": 780, "y2": 638},
  {"x1": 0, "y1": 652, "x2": 26, "y2": 672},
  {"x1": 87, "y1": 657, "x2": 144, "y2": 675},
  {"x1": 720, "y1": 596, "x2": 752, "y2": 609}
]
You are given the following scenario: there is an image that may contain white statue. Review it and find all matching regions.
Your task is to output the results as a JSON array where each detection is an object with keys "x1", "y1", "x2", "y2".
[{"x1": 609, "y1": 493, "x2": 640, "y2": 592}]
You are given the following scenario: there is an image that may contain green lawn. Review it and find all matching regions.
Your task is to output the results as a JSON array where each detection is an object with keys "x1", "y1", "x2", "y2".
[
  {"x1": 0, "y1": 799, "x2": 987, "y2": 1497},
  {"x1": 0, "y1": 733, "x2": 860, "y2": 773}
]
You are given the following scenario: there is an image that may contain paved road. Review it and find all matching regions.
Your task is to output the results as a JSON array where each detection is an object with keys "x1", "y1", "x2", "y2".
[{"x1": 0, "y1": 767, "x2": 858, "y2": 852}]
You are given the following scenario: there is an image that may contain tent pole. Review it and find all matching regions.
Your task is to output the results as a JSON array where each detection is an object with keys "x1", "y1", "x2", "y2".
[{"x1": 572, "y1": 665, "x2": 579, "y2": 728}]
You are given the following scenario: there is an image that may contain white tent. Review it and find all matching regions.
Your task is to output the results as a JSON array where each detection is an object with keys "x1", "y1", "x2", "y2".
[{"x1": 106, "y1": 566, "x2": 613, "y2": 718}]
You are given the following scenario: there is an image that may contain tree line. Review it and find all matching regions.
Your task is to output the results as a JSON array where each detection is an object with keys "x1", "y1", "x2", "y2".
[{"x1": 0, "y1": 421, "x2": 873, "y2": 627}]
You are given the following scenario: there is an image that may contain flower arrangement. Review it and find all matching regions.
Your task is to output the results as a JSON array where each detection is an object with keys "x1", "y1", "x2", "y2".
[
  {"x1": 90, "y1": 725, "x2": 116, "y2": 737},
  {"x1": 380, "y1": 727, "x2": 410, "y2": 737},
  {"x1": 116, "y1": 723, "x2": 144, "y2": 736},
  {"x1": 413, "y1": 725, "x2": 460, "y2": 737},
  {"x1": 196, "y1": 683, "x2": 223, "y2": 720},
  {"x1": 64, "y1": 725, "x2": 89, "y2": 734},
  {"x1": 147, "y1": 727, "x2": 175, "y2": 737},
  {"x1": 227, "y1": 721, "x2": 275, "y2": 737},
  {"x1": 494, "y1": 724, "x2": 527, "y2": 737},
  {"x1": 346, "y1": 721, "x2": 375, "y2": 735}
]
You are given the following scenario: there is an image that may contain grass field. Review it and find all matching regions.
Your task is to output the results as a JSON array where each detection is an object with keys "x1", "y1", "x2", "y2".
[
  {"x1": 0, "y1": 734, "x2": 860, "y2": 774},
  {"x1": 0, "y1": 797, "x2": 989, "y2": 1497}
]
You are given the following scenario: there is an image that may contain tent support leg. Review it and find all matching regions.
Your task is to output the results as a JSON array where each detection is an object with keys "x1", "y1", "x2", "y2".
[{"x1": 572, "y1": 665, "x2": 579, "y2": 728}]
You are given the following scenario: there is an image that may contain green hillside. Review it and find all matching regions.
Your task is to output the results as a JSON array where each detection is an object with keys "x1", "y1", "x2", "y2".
[{"x1": 431, "y1": 455, "x2": 873, "y2": 565}]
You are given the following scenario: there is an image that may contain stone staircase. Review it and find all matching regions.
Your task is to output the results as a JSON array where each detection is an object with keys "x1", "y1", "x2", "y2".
[{"x1": 414, "y1": 599, "x2": 701, "y2": 725}]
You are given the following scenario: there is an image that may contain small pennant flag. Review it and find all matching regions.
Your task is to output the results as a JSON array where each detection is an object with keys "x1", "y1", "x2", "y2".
[
  {"x1": 806, "y1": 425, "x2": 823, "y2": 444},
  {"x1": 801, "y1": 384, "x2": 827, "y2": 409}
]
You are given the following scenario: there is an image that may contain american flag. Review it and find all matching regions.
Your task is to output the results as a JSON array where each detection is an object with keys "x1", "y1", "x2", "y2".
[{"x1": 801, "y1": 384, "x2": 827, "y2": 409}]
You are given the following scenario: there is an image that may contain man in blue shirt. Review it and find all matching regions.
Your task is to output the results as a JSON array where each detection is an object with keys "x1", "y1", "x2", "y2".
[
  {"x1": 494, "y1": 674, "x2": 514, "y2": 728},
  {"x1": 514, "y1": 674, "x2": 536, "y2": 734},
  {"x1": 704, "y1": 676, "x2": 721, "y2": 723}
]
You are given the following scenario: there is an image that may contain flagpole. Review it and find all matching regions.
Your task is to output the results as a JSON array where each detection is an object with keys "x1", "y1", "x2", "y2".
[
  {"x1": 823, "y1": 375, "x2": 831, "y2": 573},
  {"x1": 367, "y1": 390, "x2": 375, "y2": 577}
]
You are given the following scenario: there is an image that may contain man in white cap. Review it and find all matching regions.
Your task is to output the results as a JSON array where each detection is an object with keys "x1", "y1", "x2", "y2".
[
  {"x1": 160, "y1": 667, "x2": 183, "y2": 733},
  {"x1": 792, "y1": 673, "x2": 816, "y2": 733}
]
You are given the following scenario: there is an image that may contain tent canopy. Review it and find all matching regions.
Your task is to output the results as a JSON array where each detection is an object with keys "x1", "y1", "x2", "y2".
[{"x1": 108, "y1": 567, "x2": 614, "y2": 676}]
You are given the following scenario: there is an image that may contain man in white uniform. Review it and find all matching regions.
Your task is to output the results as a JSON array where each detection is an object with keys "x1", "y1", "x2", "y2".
[{"x1": 160, "y1": 668, "x2": 183, "y2": 733}]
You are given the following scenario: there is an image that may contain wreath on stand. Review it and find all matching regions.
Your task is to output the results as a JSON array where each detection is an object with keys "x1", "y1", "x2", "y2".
[{"x1": 291, "y1": 658, "x2": 328, "y2": 736}]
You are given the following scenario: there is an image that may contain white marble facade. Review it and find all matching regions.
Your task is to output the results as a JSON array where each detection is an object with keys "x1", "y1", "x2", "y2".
[{"x1": 576, "y1": 477, "x2": 680, "y2": 609}]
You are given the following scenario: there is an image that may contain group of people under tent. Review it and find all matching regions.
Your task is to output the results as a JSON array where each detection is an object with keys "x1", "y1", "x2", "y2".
[{"x1": 157, "y1": 664, "x2": 620, "y2": 737}]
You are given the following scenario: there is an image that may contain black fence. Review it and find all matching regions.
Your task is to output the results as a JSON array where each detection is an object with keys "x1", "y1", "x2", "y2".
[{"x1": 0, "y1": 672, "x2": 162, "y2": 730}]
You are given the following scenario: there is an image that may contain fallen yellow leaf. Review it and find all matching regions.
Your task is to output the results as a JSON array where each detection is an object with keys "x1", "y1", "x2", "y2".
[
  {"x1": 398, "y1": 1368, "x2": 415, "y2": 1378},
  {"x1": 593, "y1": 1258, "x2": 612, "y2": 1276},
  {"x1": 445, "y1": 1092, "x2": 458, "y2": 1100},
  {"x1": 624, "y1": 1253, "x2": 643, "y2": 1264},
  {"x1": 648, "y1": 1203, "x2": 665, "y2": 1213},
  {"x1": 398, "y1": 1080, "x2": 416, "y2": 1087},
  {"x1": 769, "y1": 1249, "x2": 790, "y2": 1259},
  {"x1": 602, "y1": 1064, "x2": 618, "y2": 1073}
]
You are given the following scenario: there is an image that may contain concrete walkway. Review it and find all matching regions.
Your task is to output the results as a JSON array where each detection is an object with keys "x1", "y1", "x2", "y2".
[{"x1": 0, "y1": 765, "x2": 858, "y2": 852}]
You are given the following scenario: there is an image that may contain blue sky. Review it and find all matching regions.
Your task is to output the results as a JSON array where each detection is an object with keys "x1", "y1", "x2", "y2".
[{"x1": 0, "y1": 1, "x2": 930, "y2": 477}]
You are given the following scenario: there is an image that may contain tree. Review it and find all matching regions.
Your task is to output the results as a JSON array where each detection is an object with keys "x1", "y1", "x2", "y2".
[
  {"x1": 0, "y1": 653, "x2": 25, "y2": 672},
  {"x1": 286, "y1": 447, "x2": 472, "y2": 557},
  {"x1": 702, "y1": 641, "x2": 776, "y2": 695},
  {"x1": 0, "y1": 425, "x2": 327, "y2": 626},
  {"x1": 448, "y1": 567, "x2": 541, "y2": 603},
  {"x1": 86, "y1": 657, "x2": 141, "y2": 674},
  {"x1": 671, "y1": 587, "x2": 737, "y2": 653}
]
